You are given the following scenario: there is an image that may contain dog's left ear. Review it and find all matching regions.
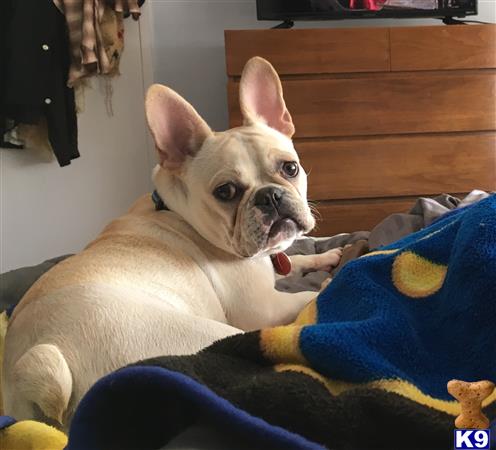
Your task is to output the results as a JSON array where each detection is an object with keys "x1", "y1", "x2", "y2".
[{"x1": 239, "y1": 57, "x2": 295, "y2": 138}]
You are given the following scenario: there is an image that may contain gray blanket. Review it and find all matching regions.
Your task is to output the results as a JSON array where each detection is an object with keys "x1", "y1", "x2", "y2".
[
  {"x1": 275, "y1": 190, "x2": 490, "y2": 292},
  {"x1": 1, "y1": 191, "x2": 489, "y2": 311}
]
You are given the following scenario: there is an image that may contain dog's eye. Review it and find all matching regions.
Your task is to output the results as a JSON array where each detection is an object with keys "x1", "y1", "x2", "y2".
[
  {"x1": 213, "y1": 182, "x2": 239, "y2": 202},
  {"x1": 281, "y1": 161, "x2": 299, "y2": 178}
]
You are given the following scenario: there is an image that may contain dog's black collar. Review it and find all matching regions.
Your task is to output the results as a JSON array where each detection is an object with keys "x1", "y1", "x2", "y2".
[{"x1": 152, "y1": 190, "x2": 169, "y2": 211}]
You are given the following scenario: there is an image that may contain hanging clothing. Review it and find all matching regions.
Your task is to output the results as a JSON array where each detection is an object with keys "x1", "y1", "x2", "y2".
[
  {"x1": 52, "y1": 0, "x2": 143, "y2": 87},
  {"x1": 100, "y1": 6, "x2": 125, "y2": 78},
  {"x1": 51, "y1": 0, "x2": 108, "y2": 86},
  {"x1": 5, "y1": 120, "x2": 55, "y2": 162},
  {"x1": 112, "y1": 0, "x2": 143, "y2": 19},
  {"x1": 0, "y1": 0, "x2": 79, "y2": 166}
]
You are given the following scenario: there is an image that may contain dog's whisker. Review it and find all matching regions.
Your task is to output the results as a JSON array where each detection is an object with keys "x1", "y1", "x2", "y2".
[{"x1": 308, "y1": 202, "x2": 322, "y2": 221}]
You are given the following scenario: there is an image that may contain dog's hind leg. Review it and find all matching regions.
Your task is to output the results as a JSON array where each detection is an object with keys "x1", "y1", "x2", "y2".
[{"x1": 5, "y1": 344, "x2": 72, "y2": 426}]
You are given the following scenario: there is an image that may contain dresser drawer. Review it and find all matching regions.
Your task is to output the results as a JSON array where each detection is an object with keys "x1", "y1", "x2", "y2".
[
  {"x1": 228, "y1": 72, "x2": 496, "y2": 138},
  {"x1": 224, "y1": 25, "x2": 496, "y2": 238},
  {"x1": 311, "y1": 195, "x2": 468, "y2": 237},
  {"x1": 299, "y1": 133, "x2": 496, "y2": 201},
  {"x1": 225, "y1": 27, "x2": 390, "y2": 76},
  {"x1": 311, "y1": 197, "x2": 415, "y2": 236},
  {"x1": 390, "y1": 25, "x2": 496, "y2": 72}
]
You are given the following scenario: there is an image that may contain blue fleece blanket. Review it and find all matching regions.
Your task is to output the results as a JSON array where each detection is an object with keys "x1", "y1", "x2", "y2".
[
  {"x1": 67, "y1": 195, "x2": 496, "y2": 450},
  {"x1": 297, "y1": 194, "x2": 496, "y2": 401}
]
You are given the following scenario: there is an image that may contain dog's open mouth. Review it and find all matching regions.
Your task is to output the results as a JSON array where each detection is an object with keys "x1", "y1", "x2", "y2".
[
  {"x1": 268, "y1": 217, "x2": 299, "y2": 239},
  {"x1": 264, "y1": 216, "x2": 306, "y2": 252}
]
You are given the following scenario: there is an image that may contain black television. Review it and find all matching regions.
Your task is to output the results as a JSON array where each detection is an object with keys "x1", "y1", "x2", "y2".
[{"x1": 257, "y1": 1, "x2": 478, "y2": 23}]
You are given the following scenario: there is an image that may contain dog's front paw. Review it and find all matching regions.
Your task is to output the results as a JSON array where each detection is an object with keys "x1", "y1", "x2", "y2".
[{"x1": 316, "y1": 247, "x2": 343, "y2": 272}]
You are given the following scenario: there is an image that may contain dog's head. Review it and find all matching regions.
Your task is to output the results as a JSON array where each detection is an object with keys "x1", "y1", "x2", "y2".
[{"x1": 146, "y1": 57, "x2": 315, "y2": 257}]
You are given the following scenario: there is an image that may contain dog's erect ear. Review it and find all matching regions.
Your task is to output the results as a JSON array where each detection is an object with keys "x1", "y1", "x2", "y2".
[
  {"x1": 145, "y1": 84, "x2": 212, "y2": 169},
  {"x1": 239, "y1": 57, "x2": 295, "y2": 138}
]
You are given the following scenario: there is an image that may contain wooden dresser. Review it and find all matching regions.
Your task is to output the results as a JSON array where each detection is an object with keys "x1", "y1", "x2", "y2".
[{"x1": 224, "y1": 25, "x2": 496, "y2": 236}]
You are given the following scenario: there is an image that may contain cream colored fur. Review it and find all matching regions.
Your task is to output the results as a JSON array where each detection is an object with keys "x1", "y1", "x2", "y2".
[{"x1": 2, "y1": 57, "x2": 341, "y2": 429}]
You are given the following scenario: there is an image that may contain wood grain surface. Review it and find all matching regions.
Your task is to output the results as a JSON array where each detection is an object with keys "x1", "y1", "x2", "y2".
[
  {"x1": 298, "y1": 132, "x2": 496, "y2": 200},
  {"x1": 390, "y1": 25, "x2": 496, "y2": 71},
  {"x1": 225, "y1": 25, "x2": 496, "y2": 235},
  {"x1": 228, "y1": 72, "x2": 496, "y2": 138},
  {"x1": 225, "y1": 28, "x2": 390, "y2": 76}
]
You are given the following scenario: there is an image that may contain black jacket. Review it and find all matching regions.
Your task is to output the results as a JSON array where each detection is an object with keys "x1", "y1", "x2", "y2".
[{"x1": 0, "y1": 0, "x2": 79, "y2": 166}]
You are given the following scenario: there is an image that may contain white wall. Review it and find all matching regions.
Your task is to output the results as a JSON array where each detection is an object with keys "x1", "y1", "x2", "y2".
[
  {"x1": 150, "y1": 0, "x2": 495, "y2": 132},
  {"x1": 0, "y1": 9, "x2": 155, "y2": 272}
]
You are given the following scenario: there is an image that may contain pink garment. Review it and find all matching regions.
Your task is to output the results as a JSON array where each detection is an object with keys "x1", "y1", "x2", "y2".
[{"x1": 349, "y1": 0, "x2": 386, "y2": 10}]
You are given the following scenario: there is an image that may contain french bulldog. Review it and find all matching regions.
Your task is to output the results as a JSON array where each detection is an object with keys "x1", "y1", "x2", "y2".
[{"x1": 2, "y1": 57, "x2": 342, "y2": 428}]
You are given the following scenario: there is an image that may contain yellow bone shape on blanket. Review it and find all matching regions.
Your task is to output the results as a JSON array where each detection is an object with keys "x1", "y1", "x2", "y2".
[{"x1": 447, "y1": 379, "x2": 495, "y2": 429}]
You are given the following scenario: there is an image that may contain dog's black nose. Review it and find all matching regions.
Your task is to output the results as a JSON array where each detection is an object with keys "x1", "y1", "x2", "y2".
[{"x1": 254, "y1": 186, "x2": 284, "y2": 211}]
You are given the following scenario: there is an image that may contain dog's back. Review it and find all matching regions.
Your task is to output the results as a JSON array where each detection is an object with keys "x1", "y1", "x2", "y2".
[
  {"x1": 10, "y1": 195, "x2": 227, "y2": 324},
  {"x1": 2, "y1": 195, "x2": 236, "y2": 427}
]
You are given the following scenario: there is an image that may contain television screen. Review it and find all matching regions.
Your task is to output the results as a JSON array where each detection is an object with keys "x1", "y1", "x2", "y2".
[{"x1": 257, "y1": 0, "x2": 478, "y2": 21}]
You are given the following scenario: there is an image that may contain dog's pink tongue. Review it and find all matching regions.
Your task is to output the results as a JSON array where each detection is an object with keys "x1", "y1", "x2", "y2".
[{"x1": 271, "y1": 252, "x2": 292, "y2": 276}]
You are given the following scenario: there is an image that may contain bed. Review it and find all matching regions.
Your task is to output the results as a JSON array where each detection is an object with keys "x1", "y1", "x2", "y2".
[{"x1": 1, "y1": 192, "x2": 494, "y2": 450}]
